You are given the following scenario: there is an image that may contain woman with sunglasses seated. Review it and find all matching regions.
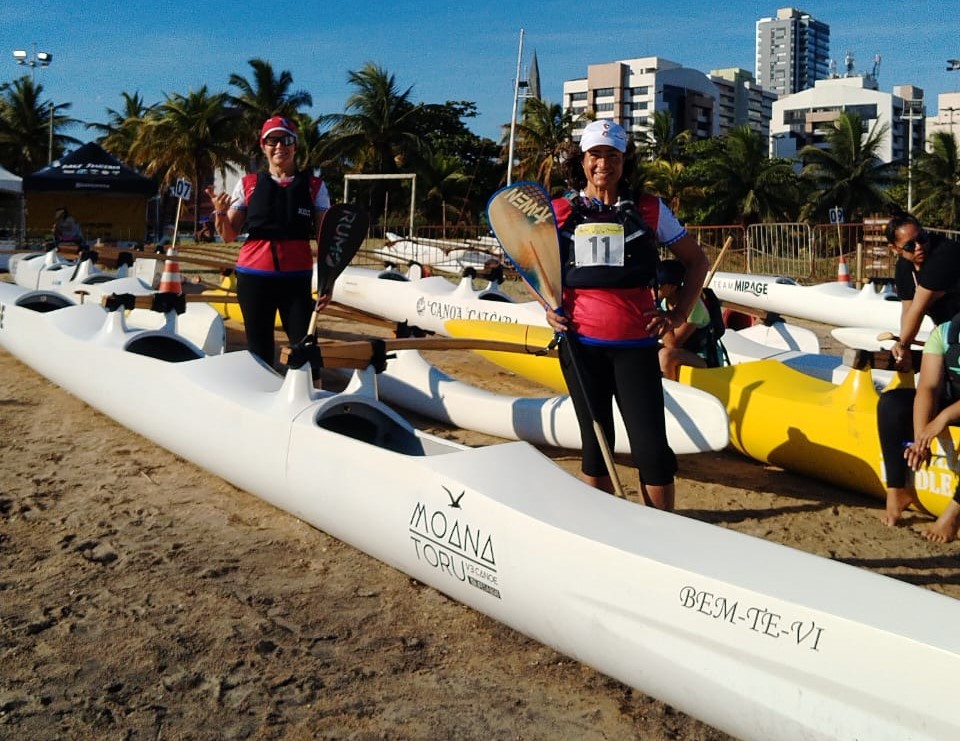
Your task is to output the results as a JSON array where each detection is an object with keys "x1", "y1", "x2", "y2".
[
  {"x1": 877, "y1": 207, "x2": 960, "y2": 528},
  {"x1": 886, "y1": 208, "x2": 960, "y2": 374},
  {"x1": 206, "y1": 116, "x2": 330, "y2": 367}
]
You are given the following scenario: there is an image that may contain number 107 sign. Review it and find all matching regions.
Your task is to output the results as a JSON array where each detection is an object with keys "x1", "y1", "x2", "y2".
[{"x1": 171, "y1": 178, "x2": 193, "y2": 201}]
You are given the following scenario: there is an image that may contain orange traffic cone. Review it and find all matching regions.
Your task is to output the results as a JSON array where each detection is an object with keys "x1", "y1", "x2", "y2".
[
  {"x1": 837, "y1": 253, "x2": 850, "y2": 284},
  {"x1": 158, "y1": 247, "x2": 183, "y2": 294}
]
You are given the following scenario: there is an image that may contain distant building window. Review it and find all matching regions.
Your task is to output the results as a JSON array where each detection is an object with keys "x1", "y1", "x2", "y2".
[
  {"x1": 596, "y1": 103, "x2": 615, "y2": 112},
  {"x1": 632, "y1": 101, "x2": 648, "y2": 110},
  {"x1": 594, "y1": 87, "x2": 615, "y2": 98},
  {"x1": 569, "y1": 91, "x2": 587, "y2": 101},
  {"x1": 630, "y1": 86, "x2": 649, "y2": 95}
]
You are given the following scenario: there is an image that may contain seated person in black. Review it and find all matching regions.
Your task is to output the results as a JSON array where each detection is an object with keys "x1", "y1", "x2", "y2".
[{"x1": 886, "y1": 209, "x2": 960, "y2": 371}]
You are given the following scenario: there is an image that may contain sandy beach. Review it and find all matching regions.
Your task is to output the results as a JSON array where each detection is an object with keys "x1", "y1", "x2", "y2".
[{"x1": 1, "y1": 285, "x2": 959, "y2": 741}]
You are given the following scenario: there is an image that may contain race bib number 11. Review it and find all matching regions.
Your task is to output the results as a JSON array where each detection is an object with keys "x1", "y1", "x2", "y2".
[{"x1": 573, "y1": 223, "x2": 625, "y2": 267}]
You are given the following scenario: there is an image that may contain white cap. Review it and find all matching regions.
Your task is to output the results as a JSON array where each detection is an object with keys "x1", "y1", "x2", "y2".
[{"x1": 579, "y1": 120, "x2": 628, "y2": 153}]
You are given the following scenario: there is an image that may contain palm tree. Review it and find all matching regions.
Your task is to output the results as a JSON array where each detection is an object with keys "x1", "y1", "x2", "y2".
[
  {"x1": 0, "y1": 76, "x2": 80, "y2": 175},
  {"x1": 506, "y1": 98, "x2": 583, "y2": 191},
  {"x1": 228, "y1": 58, "x2": 313, "y2": 160},
  {"x1": 635, "y1": 110, "x2": 691, "y2": 163},
  {"x1": 912, "y1": 131, "x2": 960, "y2": 228},
  {"x1": 798, "y1": 111, "x2": 898, "y2": 222},
  {"x1": 637, "y1": 159, "x2": 703, "y2": 220},
  {"x1": 417, "y1": 150, "x2": 472, "y2": 231},
  {"x1": 87, "y1": 91, "x2": 155, "y2": 167},
  {"x1": 321, "y1": 63, "x2": 422, "y2": 220},
  {"x1": 129, "y1": 86, "x2": 243, "y2": 222},
  {"x1": 688, "y1": 126, "x2": 800, "y2": 225},
  {"x1": 324, "y1": 63, "x2": 421, "y2": 172}
]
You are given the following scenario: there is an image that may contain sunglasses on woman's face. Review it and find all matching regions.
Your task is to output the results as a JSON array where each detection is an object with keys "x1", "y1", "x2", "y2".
[
  {"x1": 901, "y1": 230, "x2": 928, "y2": 253},
  {"x1": 263, "y1": 134, "x2": 296, "y2": 147}
]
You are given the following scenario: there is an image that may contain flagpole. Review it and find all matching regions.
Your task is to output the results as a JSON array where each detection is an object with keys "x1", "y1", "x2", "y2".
[{"x1": 506, "y1": 28, "x2": 524, "y2": 186}]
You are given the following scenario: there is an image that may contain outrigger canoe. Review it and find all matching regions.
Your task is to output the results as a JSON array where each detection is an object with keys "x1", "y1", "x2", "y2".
[
  {"x1": 443, "y1": 319, "x2": 838, "y2": 392},
  {"x1": 332, "y1": 265, "x2": 545, "y2": 332},
  {"x1": 9, "y1": 249, "x2": 226, "y2": 355},
  {"x1": 333, "y1": 266, "x2": 822, "y2": 354},
  {"x1": 2, "y1": 279, "x2": 959, "y2": 740},
  {"x1": 372, "y1": 349, "x2": 729, "y2": 454},
  {"x1": 677, "y1": 358, "x2": 960, "y2": 517},
  {"x1": 708, "y1": 271, "x2": 935, "y2": 332},
  {"x1": 442, "y1": 320, "x2": 957, "y2": 515}
]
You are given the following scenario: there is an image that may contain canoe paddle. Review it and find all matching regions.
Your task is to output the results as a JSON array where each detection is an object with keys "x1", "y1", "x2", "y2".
[
  {"x1": 487, "y1": 181, "x2": 627, "y2": 499},
  {"x1": 282, "y1": 203, "x2": 369, "y2": 369}
]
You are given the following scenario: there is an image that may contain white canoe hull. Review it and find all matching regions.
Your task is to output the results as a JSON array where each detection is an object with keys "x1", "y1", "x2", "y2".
[
  {"x1": 334, "y1": 265, "x2": 546, "y2": 333},
  {"x1": 831, "y1": 326, "x2": 931, "y2": 352},
  {"x1": 1, "y1": 279, "x2": 959, "y2": 741},
  {"x1": 336, "y1": 265, "x2": 821, "y2": 353},
  {"x1": 709, "y1": 271, "x2": 935, "y2": 332},
  {"x1": 8, "y1": 250, "x2": 226, "y2": 355},
  {"x1": 371, "y1": 350, "x2": 729, "y2": 454},
  {"x1": 377, "y1": 233, "x2": 498, "y2": 274}
]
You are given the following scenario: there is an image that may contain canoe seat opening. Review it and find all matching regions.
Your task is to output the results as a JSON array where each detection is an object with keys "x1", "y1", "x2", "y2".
[
  {"x1": 16, "y1": 293, "x2": 73, "y2": 313},
  {"x1": 315, "y1": 400, "x2": 429, "y2": 455},
  {"x1": 81, "y1": 274, "x2": 118, "y2": 285},
  {"x1": 125, "y1": 335, "x2": 204, "y2": 363}
]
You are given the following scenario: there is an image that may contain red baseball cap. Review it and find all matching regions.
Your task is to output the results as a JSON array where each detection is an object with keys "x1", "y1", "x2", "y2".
[{"x1": 260, "y1": 116, "x2": 297, "y2": 142}]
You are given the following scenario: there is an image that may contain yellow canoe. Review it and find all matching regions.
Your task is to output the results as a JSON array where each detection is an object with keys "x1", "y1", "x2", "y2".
[
  {"x1": 201, "y1": 273, "x2": 283, "y2": 329},
  {"x1": 445, "y1": 318, "x2": 960, "y2": 517},
  {"x1": 446, "y1": 319, "x2": 566, "y2": 392}
]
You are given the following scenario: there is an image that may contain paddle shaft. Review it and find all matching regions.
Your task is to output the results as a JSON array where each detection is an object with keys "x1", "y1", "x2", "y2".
[
  {"x1": 486, "y1": 182, "x2": 626, "y2": 499},
  {"x1": 706, "y1": 235, "x2": 734, "y2": 287},
  {"x1": 558, "y1": 333, "x2": 627, "y2": 499}
]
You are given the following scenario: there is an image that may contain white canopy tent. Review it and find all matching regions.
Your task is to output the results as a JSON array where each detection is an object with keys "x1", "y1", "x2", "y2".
[
  {"x1": 0, "y1": 164, "x2": 25, "y2": 265},
  {"x1": 0, "y1": 164, "x2": 22, "y2": 194}
]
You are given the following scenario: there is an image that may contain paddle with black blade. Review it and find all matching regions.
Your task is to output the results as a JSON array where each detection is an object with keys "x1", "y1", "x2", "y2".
[
  {"x1": 281, "y1": 203, "x2": 369, "y2": 370},
  {"x1": 487, "y1": 181, "x2": 627, "y2": 499}
]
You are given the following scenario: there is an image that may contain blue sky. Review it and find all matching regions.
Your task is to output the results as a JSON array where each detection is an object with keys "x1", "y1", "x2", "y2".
[{"x1": 2, "y1": 1, "x2": 958, "y2": 146}]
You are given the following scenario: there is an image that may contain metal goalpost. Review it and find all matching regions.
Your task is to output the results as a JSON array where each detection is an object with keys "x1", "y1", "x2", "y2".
[{"x1": 343, "y1": 173, "x2": 416, "y2": 237}]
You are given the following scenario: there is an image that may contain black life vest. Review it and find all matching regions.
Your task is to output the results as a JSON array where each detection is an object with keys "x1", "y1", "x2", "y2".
[
  {"x1": 557, "y1": 193, "x2": 659, "y2": 289},
  {"x1": 243, "y1": 172, "x2": 314, "y2": 241}
]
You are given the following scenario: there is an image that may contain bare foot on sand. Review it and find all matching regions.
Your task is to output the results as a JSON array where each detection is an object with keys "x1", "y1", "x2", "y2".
[
  {"x1": 882, "y1": 488, "x2": 923, "y2": 526},
  {"x1": 924, "y1": 500, "x2": 960, "y2": 543}
]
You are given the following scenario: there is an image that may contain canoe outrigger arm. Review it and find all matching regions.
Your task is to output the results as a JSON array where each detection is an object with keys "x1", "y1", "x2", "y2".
[
  {"x1": 842, "y1": 347, "x2": 922, "y2": 370},
  {"x1": 102, "y1": 292, "x2": 187, "y2": 315},
  {"x1": 281, "y1": 335, "x2": 558, "y2": 373}
]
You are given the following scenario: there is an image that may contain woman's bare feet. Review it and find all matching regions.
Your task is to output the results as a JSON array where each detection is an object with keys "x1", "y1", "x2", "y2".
[
  {"x1": 924, "y1": 500, "x2": 960, "y2": 543},
  {"x1": 882, "y1": 488, "x2": 922, "y2": 526}
]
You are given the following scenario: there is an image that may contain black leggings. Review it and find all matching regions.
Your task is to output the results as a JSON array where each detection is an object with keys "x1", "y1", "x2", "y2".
[
  {"x1": 236, "y1": 272, "x2": 314, "y2": 366},
  {"x1": 560, "y1": 338, "x2": 677, "y2": 485},
  {"x1": 877, "y1": 388, "x2": 915, "y2": 489},
  {"x1": 877, "y1": 387, "x2": 960, "y2": 502}
]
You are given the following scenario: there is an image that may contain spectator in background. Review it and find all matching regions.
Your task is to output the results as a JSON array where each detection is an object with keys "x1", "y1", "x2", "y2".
[
  {"x1": 53, "y1": 207, "x2": 84, "y2": 247},
  {"x1": 194, "y1": 219, "x2": 216, "y2": 243}
]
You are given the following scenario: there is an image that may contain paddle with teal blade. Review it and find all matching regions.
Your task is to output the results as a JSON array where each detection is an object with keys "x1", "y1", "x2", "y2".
[{"x1": 487, "y1": 181, "x2": 627, "y2": 499}]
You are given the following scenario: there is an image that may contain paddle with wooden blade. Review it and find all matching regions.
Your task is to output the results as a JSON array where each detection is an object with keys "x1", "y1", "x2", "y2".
[
  {"x1": 282, "y1": 202, "x2": 369, "y2": 369},
  {"x1": 486, "y1": 181, "x2": 627, "y2": 499}
]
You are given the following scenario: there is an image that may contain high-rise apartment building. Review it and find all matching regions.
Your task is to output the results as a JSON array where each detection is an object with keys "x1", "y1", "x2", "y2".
[
  {"x1": 756, "y1": 7, "x2": 830, "y2": 96},
  {"x1": 562, "y1": 57, "x2": 718, "y2": 143}
]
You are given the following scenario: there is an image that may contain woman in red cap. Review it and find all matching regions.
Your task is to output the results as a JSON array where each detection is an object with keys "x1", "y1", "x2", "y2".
[{"x1": 206, "y1": 115, "x2": 331, "y2": 366}]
